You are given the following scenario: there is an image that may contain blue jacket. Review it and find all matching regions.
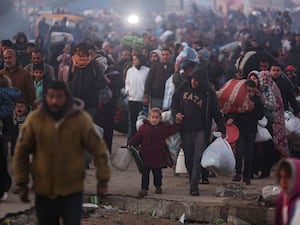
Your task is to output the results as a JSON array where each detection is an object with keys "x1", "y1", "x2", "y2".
[{"x1": 0, "y1": 87, "x2": 21, "y2": 119}]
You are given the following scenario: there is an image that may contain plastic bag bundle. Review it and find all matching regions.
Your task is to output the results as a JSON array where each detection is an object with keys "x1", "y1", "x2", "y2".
[
  {"x1": 255, "y1": 125, "x2": 272, "y2": 143},
  {"x1": 258, "y1": 116, "x2": 268, "y2": 128},
  {"x1": 162, "y1": 75, "x2": 175, "y2": 111},
  {"x1": 111, "y1": 147, "x2": 132, "y2": 171},
  {"x1": 161, "y1": 111, "x2": 181, "y2": 165},
  {"x1": 201, "y1": 135, "x2": 235, "y2": 176},
  {"x1": 285, "y1": 111, "x2": 300, "y2": 145}
]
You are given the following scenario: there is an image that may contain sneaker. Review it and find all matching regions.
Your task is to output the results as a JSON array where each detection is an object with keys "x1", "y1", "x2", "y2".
[
  {"x1": 243, "y1": 178, "x2": 251, "y2": 185},
  {"x1": 0, "y1": 192, "x2": 8, "y2": 202},
  {"x1": 201, "y1": 179, "x2": 210, "y2": 184},
  {"x1": 190, "y1": 191, "x2": 200, "y2": 196},
  {"x1": 138, "y1": 189, "x2": 148, "y2": 197},
  {"x1": 232, "y1": 174, "x2": 242, "y2": 182},
  {"x1": 155, "y1": 187, "x2": 162, "y2": 194}
]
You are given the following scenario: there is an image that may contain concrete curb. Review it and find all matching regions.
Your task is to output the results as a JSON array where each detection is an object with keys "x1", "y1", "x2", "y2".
[{"x1": 84, "y1": 194, "x2": 275, "y2": 225}]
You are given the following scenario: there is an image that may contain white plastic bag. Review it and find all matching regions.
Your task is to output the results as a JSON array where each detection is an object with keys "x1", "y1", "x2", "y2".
[
  {"x1": 258, "y1": 116, "x2": 268, "y2": 128},
  {"x1": 162, "y1": 111, "x2": 181, "y2": 164},
  {"x1": 255, "y1": 125, "x2": 272, "y2": 143},
  {"x1": 111, "y1": 147, "x2": 132, "y2": 171},
  {"x1": 162, "y1": 75, "x2": 175, "y2": 111},
  {"x1": 285, "y1": 111, "x2": 300, "y2": 145},
  {"x1": 175, "y1": 149, "x2": 187, "y2": 174},
  {"x1": 201, "y1": 136, "x2": 235, "y2": 176}
]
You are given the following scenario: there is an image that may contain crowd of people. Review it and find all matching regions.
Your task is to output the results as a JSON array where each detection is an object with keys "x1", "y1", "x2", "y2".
[{"x1": 1, "y1": 4, "x2": 300, "y2": 225}]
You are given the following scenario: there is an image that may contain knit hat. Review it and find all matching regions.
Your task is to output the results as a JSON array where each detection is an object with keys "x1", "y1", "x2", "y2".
[{"x1": 285, "y1": 65, "x2": 296, "y2": 71}]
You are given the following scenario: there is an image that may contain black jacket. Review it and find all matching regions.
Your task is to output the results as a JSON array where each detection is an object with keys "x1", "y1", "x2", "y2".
[
  {"x1": 70, "y1": 60, "x2": 106, "y2": 110},
  {"x1": 144, "y1": 62, "x2": 174, "y2": 99},
  {"x1": 273, "y1": 74, "x2": 299, "y2": 114},
  {"x1": 171, "y1": 80, "x2": 225, "y2": 143},
  {"x1": 231, "y1": 94, "x2": 264, "y2": 134}
]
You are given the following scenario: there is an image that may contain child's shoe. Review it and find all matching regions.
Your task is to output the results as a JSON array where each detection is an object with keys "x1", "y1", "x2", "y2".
[
  {"x1": 155, "y1": 187, "x2": 162, "y2": 194},
  {"x1": 138, "y1": 189, "x2": 148, "y2": 197}
]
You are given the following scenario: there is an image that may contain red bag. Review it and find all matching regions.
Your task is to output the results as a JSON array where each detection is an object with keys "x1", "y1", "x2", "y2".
[{"x1": 217, "y1": 79, "x2": 254, "y2": 114}]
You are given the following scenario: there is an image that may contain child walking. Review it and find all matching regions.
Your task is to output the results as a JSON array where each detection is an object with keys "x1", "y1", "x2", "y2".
[
  {"x1": 128, "y1": 108, "x2": 182, "y2": 197},
  {"x1": 33, "y1": 63, "x2": 50, "y2": 100}
]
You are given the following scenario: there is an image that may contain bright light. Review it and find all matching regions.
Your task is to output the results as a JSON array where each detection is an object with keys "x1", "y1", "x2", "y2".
[{"x1": 127, "y1": 15, "x2": 139, "y2": 24}]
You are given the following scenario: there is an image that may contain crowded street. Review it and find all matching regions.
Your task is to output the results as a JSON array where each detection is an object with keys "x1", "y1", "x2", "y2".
[{"x1": 1, "y1": 0, "x2": 300, "y2": 224}]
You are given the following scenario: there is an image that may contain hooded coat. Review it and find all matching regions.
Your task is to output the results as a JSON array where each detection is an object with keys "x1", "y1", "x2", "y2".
[
  {"x1": 128, "y1": 119, "x2": 179, "y2": 168},
  {"x1": 248, "y1": 70, "x2": 276, "y2": 122},
  {"x1": 276, "y1": 159, "x2": 300, "y2": 225},
  {"x1": 13, "y1": 98, "x2": 110, "y2": 198},
  {"x1": 171, "y1": 67, "x2": 225, "y2": 143}
]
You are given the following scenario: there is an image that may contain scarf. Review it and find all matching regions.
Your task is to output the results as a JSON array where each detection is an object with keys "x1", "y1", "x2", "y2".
[
  {"x1": 262, "y1": 71, "x2": 289, "y2": 157},
  {"x1": 71, "y1": 54, "x2": 92, "y2": 72}
]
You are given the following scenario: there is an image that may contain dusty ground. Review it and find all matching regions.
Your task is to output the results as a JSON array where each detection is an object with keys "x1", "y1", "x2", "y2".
[
  {"x1": 81, "y1": 207, "x2": 232, "y2": 225},
  {"x1": 1, "y1": 207, "x2": 232, "y2": 225}
]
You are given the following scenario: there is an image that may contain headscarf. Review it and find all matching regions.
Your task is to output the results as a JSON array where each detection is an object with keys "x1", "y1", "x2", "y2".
[{"x1": 260, "y1": 70, "x2": 288, "y2": 157}]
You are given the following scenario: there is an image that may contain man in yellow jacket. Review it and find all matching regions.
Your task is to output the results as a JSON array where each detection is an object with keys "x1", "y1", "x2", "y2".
[{"x1": 13, "y1": 81, "x2": 110, "y2": 225}]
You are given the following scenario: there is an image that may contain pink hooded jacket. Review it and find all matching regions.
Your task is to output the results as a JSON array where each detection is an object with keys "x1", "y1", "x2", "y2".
[{"x1": 276, "y1": 158, "x2": 300, "y2": 225}]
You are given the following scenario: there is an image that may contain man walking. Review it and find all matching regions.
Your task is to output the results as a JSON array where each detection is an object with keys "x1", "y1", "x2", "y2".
[
  {"x1": 13, "y1": 81, "x2": 110, "y2": 225},
  {"x1": 144, "y1": 48, "x2": 174, "y2": 109}
]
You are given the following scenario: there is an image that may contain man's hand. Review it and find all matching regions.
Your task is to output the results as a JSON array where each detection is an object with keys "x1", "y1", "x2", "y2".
[
  {"x1": 175, "y1": 113, "x2": 184, "y2": 124},
  {"x1": 18, "y1": 184, "x2": 30, "y2": 203},
  {"x1": 221, "y1": 133, "x2": 227, "y2": 139},
  {"x1": 143, "y1": 96, "x2": 149, "y2": 106}
]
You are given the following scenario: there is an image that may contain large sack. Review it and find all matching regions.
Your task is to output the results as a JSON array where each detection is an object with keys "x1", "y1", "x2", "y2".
[
  {"x1": 121, "y1": 35, "x2": 144, "y2": 48},
  {"x1": 255, "y1": 125, "x2": 272, "y2": 143},
  {"x1": 201, "y1": 136, "x2": 235, "y2": 176},
  {"x1": 285, "y1": 111, "x2": 300, "y2": 145},
  {"x1": 217, "y1": 79, "x2": 254, "y2": 114}
]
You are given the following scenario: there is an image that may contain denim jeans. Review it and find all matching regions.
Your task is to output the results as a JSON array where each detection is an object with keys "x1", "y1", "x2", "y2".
[
  {"x1": 235, "y1": 132, "x2": 256, "y2": 179},
  {"x1": 35, "y1": 192, "x2": 83, "y2": 225},
  {"x1": 127, "y1": 101, "x2": 143, "y2": 140},
  {"x1": 181, "y1": 130, "x2": 208, "y2": 193}
]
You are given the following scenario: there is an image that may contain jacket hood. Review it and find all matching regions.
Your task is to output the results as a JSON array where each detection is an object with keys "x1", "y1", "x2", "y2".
[
  {"x1": 277, "y1": 158, "x2": 300, "y2": 199},
  {"x1": 248, "y1": 70, "x2": 261, "y2": 88},
  {"x1": 150, "y1": 49, "x2": 162, "y2": 61},
  {"x1": 191, "y1": 67, "x2": 209, "y2": 91},
  {"x1": 15, "y1": 32, "x2": 28, "y2": 43},
  {"x1": 39, "y1": 97, "x2": 85, "y2": 121}
]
